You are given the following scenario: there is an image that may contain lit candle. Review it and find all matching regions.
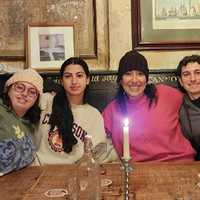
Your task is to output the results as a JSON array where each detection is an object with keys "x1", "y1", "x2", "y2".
[{"x1": 123, "y1": 118, "x2": 130, "y2": 160}]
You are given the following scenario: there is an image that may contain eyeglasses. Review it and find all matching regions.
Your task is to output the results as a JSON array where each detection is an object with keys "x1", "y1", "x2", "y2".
[{"x1": 13, "y1": 82, "x2": 38, "y2": 98}]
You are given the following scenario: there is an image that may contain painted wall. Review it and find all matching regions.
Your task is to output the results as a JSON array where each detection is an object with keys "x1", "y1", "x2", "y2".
[{"x1": 1, "y1": 0, "x2": 200, "y2": 72}]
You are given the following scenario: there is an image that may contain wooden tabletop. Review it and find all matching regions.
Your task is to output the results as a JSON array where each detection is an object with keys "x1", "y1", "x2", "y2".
[{"x1": 1, "y1": 162, "x2": 200, "y2": 200}]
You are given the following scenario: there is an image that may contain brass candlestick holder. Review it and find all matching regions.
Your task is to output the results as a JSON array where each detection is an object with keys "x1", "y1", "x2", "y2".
[{"x1": 121, "y1": 157, "x2": 133, "y2": 200}]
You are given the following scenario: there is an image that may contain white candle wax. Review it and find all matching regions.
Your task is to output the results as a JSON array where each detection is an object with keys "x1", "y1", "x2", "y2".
[{"x1": 123, "y1": 118, "x2": 130, "y2": 160}]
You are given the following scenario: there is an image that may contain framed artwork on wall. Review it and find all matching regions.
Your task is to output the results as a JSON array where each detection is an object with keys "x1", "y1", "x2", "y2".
[
  {"x1": 131, "y1": 0, "x2": 200, "y2": 50},
  {"x1": 0, "y1": 0, "x2": 96, "y2": 60},
  {"x1": 26, "y1": 24, "x2": 77, "y2": 71}
]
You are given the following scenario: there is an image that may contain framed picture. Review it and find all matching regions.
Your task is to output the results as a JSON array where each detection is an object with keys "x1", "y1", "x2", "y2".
[
  {"x1": 131, "y1": 0, "x2": 200, "y2": 50},
  {"x1": 26, "y1": 24, "x2": 77, "y2": 71},
  {"x1": 0, "y1": 0, "x2": 96, "y2": 61}
]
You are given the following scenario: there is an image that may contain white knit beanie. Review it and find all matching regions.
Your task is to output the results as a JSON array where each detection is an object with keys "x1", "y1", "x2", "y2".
[{"x1": 5, "y1": 68, "x2": 43, "y2": 95}]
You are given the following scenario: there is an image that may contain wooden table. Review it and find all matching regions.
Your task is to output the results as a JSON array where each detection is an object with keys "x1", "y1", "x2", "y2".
[{"x1": 1, "y1": 162, "x2": 200, "y2": 200}]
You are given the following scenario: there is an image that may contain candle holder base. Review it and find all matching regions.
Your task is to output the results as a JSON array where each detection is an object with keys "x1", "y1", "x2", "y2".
[
  {"x1": 121, "y1": 158, "x2": 134, "y2": 200},
  {"x1": 121, "y1": 158, "x2": 133, "y2": 172}
]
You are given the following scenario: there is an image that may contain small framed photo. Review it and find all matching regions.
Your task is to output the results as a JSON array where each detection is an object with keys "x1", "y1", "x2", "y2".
[{"x1": 26, "y1": 23, "x2": 78, "y2": 71}]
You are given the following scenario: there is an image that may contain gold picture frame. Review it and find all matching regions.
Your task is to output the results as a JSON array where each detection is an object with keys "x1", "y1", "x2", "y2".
[{"x1": 0, "y1": 0, "x2": 96, "y2": 60}]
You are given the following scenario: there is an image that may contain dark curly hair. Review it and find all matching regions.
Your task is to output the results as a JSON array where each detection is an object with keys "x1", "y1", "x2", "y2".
[
  {"x1": 49, "y1": 57, "x2": 90, "y2": 153},
  {"x1": 176, "y1": 54, "x2": 200, "y2": 93}
]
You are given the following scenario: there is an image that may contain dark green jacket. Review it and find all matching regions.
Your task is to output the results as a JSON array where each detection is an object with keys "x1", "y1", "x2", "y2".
[{"x1": 0, "y1": 99, "x2": 35, "y2": 175}]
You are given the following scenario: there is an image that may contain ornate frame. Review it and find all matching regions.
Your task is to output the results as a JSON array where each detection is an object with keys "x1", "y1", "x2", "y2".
[
  {"x1": 132, "y1": 0, "x2": 200, "y2": 50},
  {"x1": 0, "y1": 0, "x2": 97, "y2": 60}
]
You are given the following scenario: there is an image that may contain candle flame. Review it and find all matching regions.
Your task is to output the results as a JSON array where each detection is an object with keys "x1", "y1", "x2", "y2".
[{"x1": 123, "y1": 118, "x2": 129, "y2": 127}]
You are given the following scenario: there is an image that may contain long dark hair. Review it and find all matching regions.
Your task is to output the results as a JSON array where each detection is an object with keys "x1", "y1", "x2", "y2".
[
  {"x1": 116, "y1": 83, "x2": 157, "y2": 115},
  {"x1": 1, "y1": 87, "x2": 41, "y2": 126},
  {"x1": 49, "y1": 57, "x2": 90, "y2": 153}
]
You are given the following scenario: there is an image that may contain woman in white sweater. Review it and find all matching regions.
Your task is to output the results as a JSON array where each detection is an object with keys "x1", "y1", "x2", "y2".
[{"x1": 34, "y1": 57, "x2": 117, "y2": 165}]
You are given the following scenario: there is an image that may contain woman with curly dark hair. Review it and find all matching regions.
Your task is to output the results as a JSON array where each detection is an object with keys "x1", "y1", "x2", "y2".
[
  {"x1": 35, "y1": 57, "x2": 117, "y2": 165},
  {"x1": 0, "y1": 69, "x2": 43, "y2": 175}
]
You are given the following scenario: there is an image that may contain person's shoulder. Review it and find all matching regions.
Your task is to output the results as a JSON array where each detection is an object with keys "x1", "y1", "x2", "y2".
[
  {"x1": 156, "y1": 84, "x2": 182, "y2": 94},
  {"x1": 85, "y1": 103, "x2": 102, "y2": 115},
  {"x1": 156, "y1": 84, "x2": 183, "y2": 100},
  {"x1": 76, "y1": 104, "x2": 103, "y2": 122},
  {"x1": 105, "y1": 99, "x2": 118, "y2": 108},
  {"x1": 0, "y1": 98, "x2": 8, "y2": 115},
  {"x1": 103, "y1": 99, "x2": 118, "y2": 112},
  {"x1": 41, "y1": 92, "x2": 55, "y2": 99},
  {"x1": 39, "y1": 92, "x2": 54, "y2": 110}
]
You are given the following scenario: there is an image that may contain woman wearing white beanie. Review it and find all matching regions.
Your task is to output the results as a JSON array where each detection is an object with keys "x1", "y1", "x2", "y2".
[{"x1": 0, "y1": 68, "x2": 43, "y2": 175}]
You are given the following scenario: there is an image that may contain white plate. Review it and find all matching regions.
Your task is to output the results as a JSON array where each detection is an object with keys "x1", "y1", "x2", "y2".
[
  {"x1": 101, "y1": 178, "x2": 112, "y2": 187},
  {"x1": 44, "y1": 188, "x2": 68, "y2": 198}
]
